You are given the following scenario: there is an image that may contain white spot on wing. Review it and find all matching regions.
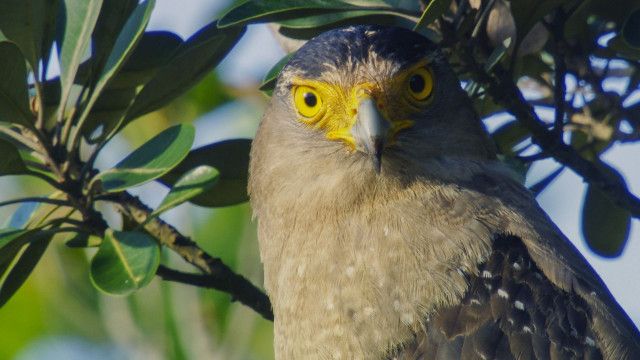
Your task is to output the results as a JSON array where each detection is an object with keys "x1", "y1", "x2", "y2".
[
  {"x1": 514, "y1": 300, "x2": 524, "y2": 310},
  {"x1": 498, "y1": 289, "x2": 509, "y2": 299},
  {"x1": 482, "y1": 270, "x2": 492, "y2": 278}
]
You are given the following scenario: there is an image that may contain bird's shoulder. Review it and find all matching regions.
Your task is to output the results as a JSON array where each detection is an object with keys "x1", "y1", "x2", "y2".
[
  {"x1": 395, "y1": 234, "x2": 604, "y2": 360},
  {"x1": 391, "y1": 159, "x2": 640, "y2": 359}
]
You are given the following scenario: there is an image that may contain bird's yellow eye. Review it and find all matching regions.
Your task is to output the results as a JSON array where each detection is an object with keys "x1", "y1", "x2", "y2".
[
  {"x1": 406, "y1": 67, "x2": 433, "y2": 101},
  {"x1": 294, "y1": 86, "x2": 323, "y2": 118}
]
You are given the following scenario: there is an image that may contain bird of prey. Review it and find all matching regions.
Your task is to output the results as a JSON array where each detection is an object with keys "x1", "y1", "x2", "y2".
[{"x1": 248, "y1": 25, "x2": 640, "y2": 359}]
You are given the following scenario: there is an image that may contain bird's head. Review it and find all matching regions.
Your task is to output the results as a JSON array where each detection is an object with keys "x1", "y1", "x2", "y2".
[{"x1": 266, "y1": 25, "x2": 495, "y2": 175}]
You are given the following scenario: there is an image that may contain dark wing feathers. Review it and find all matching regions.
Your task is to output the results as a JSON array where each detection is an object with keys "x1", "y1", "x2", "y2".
[{"x1": 394, "y1": 235, "x2": 606, "y2": 360}]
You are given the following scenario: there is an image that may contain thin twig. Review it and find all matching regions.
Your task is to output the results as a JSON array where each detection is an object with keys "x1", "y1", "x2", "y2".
[
  {"x1": 484, "y1": 65, "x2": 640, "y2": 218},
  {"x1": 0, "y1": 197, "x2": 72, "y2": 208},
  {"x1": 451, "y1": 34, "x2": 640, "y2": 218}
]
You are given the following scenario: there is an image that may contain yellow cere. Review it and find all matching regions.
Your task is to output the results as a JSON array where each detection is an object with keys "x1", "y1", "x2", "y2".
[{"x1": 291, "y1": 61, "x2": 434, "y2": 150}]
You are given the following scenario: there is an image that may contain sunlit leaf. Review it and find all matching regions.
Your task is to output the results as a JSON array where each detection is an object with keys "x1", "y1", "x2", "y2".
[
  {"x1": 125, "y1": 22, "x2": 245, "y2": 122},
  {"x1": 152, "y1": 166, "x2": 219, "y2": 216},
  {"x1": 90, "y1": 229, "x2": 160, "y2": 295},
  {"x1": 582, "y1": 166, "x2": 631, "y2": 258},
  {"x1": 0, "y1": 137, "x2": 27, "y2": 176},
  {"x1": 218, "y1": 0, "x2": 358, "y2": 28},
  {"x1": 159, "y1": 139, "x2": 251, "y2": 207},
  {"x1": 74, "y1": 0, "x2": 155, "y2": 139},
  {"x1": 0, "y1": 42, "x2": 31, "y2": 126},
  {"x1": 58, "y1": 0, "x2": 103, "y2": 117},
  {"x1": 92, "y1": 0, "x2": 138, "y2": 73},
  {"x1": 0, "y1": 236, "x2": 50, "y2": 307},
  {"x1": 95, "y1": 124, "x2": 195, "y2": 192}
]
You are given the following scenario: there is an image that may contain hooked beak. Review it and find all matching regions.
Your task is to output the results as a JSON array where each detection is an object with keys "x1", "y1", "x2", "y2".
[{"x1": 350, "y1": 97, "x2": 390, "y2": 173}]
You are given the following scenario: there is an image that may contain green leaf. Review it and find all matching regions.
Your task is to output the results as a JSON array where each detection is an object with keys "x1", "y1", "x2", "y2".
[
  {"x1": 0, "y1": 236, "x2": 50, "y2": 307},
  {"x1": 260, "y1": 53, "x2": 294, "y2": 95},
  {"x1": 159, "y1": 139, "x2": 251, "y2": 207},
  {"x1": 278, "y1": 9, "x2": 416, "y2": 29},
  {"x1": 90, "y1": 229, "x2": 160, "y2": 296},
  {"x1": 65, "y1": 233, "x2": 102, "y2": 248},
  {"x1": 73, "y1": 0, "x2": 155, "y2": 141},
  {"x1": 92, "y1": 0, "x2": 156, "y2": 90},
  {"x1": 491, "y1": 120, "x2": 530, "y2": 155},
  {"x1": 95, "y1": 124, "x2": 195, "y2": 192},
  {"x1": 58, "y1": 0, "x2": 103, "y2": 117},
  {"x1": 0, "y1": 0, "x2": 58, "y2": 71},
  {"x1": 621, "y1": 8, "x2": 640, "y2": 48},
  {"x1": 109, "y1": 31, "x2": 183, "y2": 89},
  {"x1": 0, "y1": 229, "x2": 31, "y2": 266},
  {"x1": 582, "y1": 176, "x2": 631, "y2": 258},
  {"x1": 125, "y1": 22, "x2": 245, "y2": 122},
  {"x1": 413, "y1": 0, "x2": 450, "y2": 32},
  {"x1": 218, "y1": 0, "x2": 359, "y2": 28},
  {"x1": 276, "y1": 10, "x2": 422, "y2": 41},
  {"x1": 91, "y1": 0, "x2": 138, "y2": 75},
  {"x1": 0, "y1": 42, "x2": 31, "y2": 126},
  {"x1": 152, "y1": 166, "x2": 219, "y2": 216},
  {"x1": 607, "y1": 35, "x2": 640, "y2": 61},
  {"x1": 0, "y1": 137, "x2": 27, "y2": 176},
  {"x1": 484, "y1": 37, "x2": 512, "y2": 72},
  {"x1": 81, "y1": 32, "x2": 182, "y2": 142},
  {"x1": 511, "y1": 0, "x2": 565, "y2": 42}
]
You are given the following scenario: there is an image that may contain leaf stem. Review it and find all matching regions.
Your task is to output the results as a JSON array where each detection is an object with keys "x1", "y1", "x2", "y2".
[{"x1": 0, "y1": 197, "x2": 72, "y2": 208}]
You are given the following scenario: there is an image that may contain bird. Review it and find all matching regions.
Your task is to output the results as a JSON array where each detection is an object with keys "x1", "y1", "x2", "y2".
[{"x1": 248, "y1": 24, "x2": 640, "y2": 359}]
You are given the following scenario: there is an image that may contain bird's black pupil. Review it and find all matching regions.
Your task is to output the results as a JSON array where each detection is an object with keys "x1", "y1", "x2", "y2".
[
  {"x1": 304, "y1": 92, "x2": 317, "y2": 107},
  {"x1": 409, "y1": 74, "x2": 425, "y2": 93}
]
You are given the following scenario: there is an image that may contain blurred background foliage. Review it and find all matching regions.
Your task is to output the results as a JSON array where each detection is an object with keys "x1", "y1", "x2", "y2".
[{"x1": 0, "y1": 0, "x2": 639, "y2": 359}]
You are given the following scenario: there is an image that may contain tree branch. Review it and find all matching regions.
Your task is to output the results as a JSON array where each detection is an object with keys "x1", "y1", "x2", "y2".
[
  {"x1": 157, "y1": 265, "x2": 273, "y2": 320},
  {"x1": 551, "y1": 9, "x2": 567, "y2": 137},
  {"x1": 482, "y1": 63, "x2": 640, "y2": 218},
  {"x1": 110, "y1": 192, "x2": 273, "y2": 320}
]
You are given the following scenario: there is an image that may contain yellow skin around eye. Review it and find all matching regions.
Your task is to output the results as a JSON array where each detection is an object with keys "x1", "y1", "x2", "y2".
[{"x1": 291, "y1": 62, "x2": 433, "y2": 150}]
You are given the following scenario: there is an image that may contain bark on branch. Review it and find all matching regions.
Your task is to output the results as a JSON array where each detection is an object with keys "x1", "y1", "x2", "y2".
[
  {"x1": 110, "y1": 192, "x2": 273, "y2": 320},
  {"x1": 478, "y1": 61, "x2": 640, "y2": 218}
]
